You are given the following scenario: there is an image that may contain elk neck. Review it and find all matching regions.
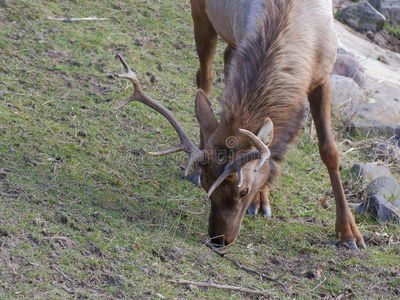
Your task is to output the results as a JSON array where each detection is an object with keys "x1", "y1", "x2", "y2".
[{"x1": 217, "y1": 0, "x2": 311, "y2": 167}]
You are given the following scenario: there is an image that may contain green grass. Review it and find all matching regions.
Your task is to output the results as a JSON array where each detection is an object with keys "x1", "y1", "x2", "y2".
[
  {"x1": 385, "y1": 22, "x2": 400, "y2": 40},
  {"x1": 1, "y1": 1, "x2": 399, "y2": 299}
]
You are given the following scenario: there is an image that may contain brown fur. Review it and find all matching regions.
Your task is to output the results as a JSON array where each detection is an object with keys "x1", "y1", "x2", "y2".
[{"x1": 219, "y1": 0, "x2": 308, "y2": 181}]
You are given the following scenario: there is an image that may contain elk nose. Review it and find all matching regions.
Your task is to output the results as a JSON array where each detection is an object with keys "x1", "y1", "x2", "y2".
[
  {"x1": 208, "y1": 236, "x2": 227, "y2": 247},
  {"x1": 208, "y1": 235, "x2": 236, "y2": 247}
]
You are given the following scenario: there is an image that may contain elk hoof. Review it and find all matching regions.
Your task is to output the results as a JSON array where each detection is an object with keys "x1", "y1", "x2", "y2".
[
  {"x1": 342, "y1": 240, "x2": 367, "y2": 250},
  {"x1": 247, "y1": 204, "x2": 272, "y2": 217},
  {"x1": 247, "y1": 205, "x2": 258, "y2": 215},
  {"x1": 262, "y1": 205, "x2": 272, "y2": 218}
]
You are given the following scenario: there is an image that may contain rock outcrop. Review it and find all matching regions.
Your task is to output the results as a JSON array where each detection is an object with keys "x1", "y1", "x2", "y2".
[{"x1": 341, "y1": 1, "x2": 386, "y2": 32}]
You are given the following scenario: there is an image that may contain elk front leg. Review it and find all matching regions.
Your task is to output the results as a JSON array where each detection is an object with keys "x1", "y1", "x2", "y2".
[
  {"x1": 308, "y1": 77, "x2": 366, "y2": 250},
  {"x1": 191, "y1": 1, "x2": 218, "y2": 96},
  {"x1": 247, "y1": 185, "x2": 271, "y2": 218}
]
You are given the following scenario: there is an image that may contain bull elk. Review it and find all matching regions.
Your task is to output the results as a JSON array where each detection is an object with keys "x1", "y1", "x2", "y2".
[{"x1": 114, "y1": 0, "x2": 366, "y2": 250}]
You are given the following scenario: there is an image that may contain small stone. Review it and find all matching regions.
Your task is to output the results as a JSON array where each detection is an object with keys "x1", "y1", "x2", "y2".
[
  {"x1": 377, "y1": 55, "x2": 388, "y2": 64},
  {"x1": 366, "y1": 30, "x2": 375, "y2": 40},
  {"x1": 305, "y1": 270, "x2": 315, "y2": 279},
  {"x1": 9, "y1": 147, "x2": 16, "y2": 154},
  {"x1": 23, "y1": 154, "x2": 37, "y2": 166},
  {"x1": 0, "y1": 228, "x2": 9, "y2": 237},
  {"x1": 77, "y1": 130, "x2": 87, "y2": 137},
  {"x1": 135, "y1": 39, "x2": 143, "y2": 46},
  {"x1": 150, "y1": 75, "x2": 157, "y2": 84},
  {"x1": 357, "y1": 195, "x2": 400, "y2": 222},
  {"x1": 130, "y1": 148, "x2": 143, "y2": 156}
]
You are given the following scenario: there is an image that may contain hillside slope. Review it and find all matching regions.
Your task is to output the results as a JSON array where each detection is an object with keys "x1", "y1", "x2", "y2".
[{"x1": 1, "y1": 1, "x2": 399, "y2": 299}]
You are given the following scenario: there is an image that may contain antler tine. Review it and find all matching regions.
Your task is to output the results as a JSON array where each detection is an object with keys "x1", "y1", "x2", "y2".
[
  {"x1": 114, "y1": 53, "x2": 205, "y2": 174},
  {"x1": 207, "y1": 130, "x2": 271, "y2": 197},
  {"x1": 207, "y1": 163, "x2": 243, "y2": 198},
  {"x1": 237, "y1": 129, "x2": 270, "y2": 171}
]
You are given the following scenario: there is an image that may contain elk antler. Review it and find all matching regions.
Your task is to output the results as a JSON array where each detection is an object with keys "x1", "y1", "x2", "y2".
[
  {"x1": 114, "y1": 54, "x2": 205, "y2": 176},
  {"x1": 207, "y1": 129, "x2": 271, "y2": 197}
]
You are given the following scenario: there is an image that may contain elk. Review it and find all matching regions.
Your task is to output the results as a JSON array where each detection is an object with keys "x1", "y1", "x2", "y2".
[{"x1": 114, "y1": 0, "x2": 366, "y2": 250}]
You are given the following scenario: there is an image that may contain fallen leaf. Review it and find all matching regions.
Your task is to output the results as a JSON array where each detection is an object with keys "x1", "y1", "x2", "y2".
[
  {"x1": 316, "y1": 266, "x2": 323, "y2": 279},
  {"x1": 320, "y1": 196, "x2": 328, "y2": 208}
]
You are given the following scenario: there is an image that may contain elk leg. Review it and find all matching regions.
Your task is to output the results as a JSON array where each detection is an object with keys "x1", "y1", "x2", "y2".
[
  {"x1": 308, "y1": 77, "x2": 366, "y2": 250},
  {"x1": 190, "y1": 3, "x2": 218, "y2": 185},
  {"x1": 247, "y1": 185, "x2": 271, "y2": 218},
  {"x1": 191, "y1": 2, "x2": 218, "y2": 97}
]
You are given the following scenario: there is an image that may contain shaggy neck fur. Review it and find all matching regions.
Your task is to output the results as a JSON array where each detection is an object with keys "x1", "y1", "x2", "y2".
[{"x1": 218, "y1": 0, "x2": 310, "y2": 166}]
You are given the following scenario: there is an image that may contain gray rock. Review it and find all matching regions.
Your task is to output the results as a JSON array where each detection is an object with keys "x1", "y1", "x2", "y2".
[
  {"x1": 337, "y1": 47, "x2": 348, "y2": 55},
  {"x1": 331, "y1": 53, "x2": 366, "y2": 87},
  {"x1": 381, "y1": 0, "x2": 400, "y2": 22},
  {"x1": 330, "y1": 75, "x2": 365, "y2": 116},
  {"x1": 369, "y1": 0, "x2": 400, "y2": 23},
  {"x1": 357, "y1": 195, "x2": 400, "y2": 222},
  {"x1": 347, "y1": 102, "x2": 400, "y2": 137},
  {"x1": 352, "y1": 163, "x2": 393, "y2": 182},
  {"x1": 365, "y1": 176, "x2": 400, "y2": 199},
  {"x1": 368, "y1": 0, "x2": 381, "y2": 10},
  {"x1": 341, "y1": 1, "x2": 386, "y2": 32},
  {"x1": 392, "y1": 199, "x2": 400, "y2": 209}
]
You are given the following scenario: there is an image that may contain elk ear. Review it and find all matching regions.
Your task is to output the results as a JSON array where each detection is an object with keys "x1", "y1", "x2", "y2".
[
  {"x1": 195, "y1": 89, "x2": 218, "y2": 139},
  {"x1": 256, "y1": 118, "x2": 274, "y2": 146}
]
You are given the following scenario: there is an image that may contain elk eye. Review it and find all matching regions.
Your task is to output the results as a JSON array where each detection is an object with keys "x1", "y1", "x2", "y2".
[{"x1": 239, "y1": 188, "x2": 249, "y2": 198}]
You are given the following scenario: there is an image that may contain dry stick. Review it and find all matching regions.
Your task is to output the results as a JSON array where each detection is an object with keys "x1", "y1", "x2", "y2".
[
  {"x1": 203, "y1": 240, "x2": 285, "y2": 288},
  {"x1": 336, "y1": 292, "x2": 354, "y2": 300},
  {"x1": 39, "y1": 236, "x2": 69, "y2": 244},
  {"x1": 169, "y1": 279, "x2": 271, "y2": 297},
  {"x1": 47, "y1": 17, "x2": 109, "y2": 22},
  {"x1": 335, "y1": 111, "x2": 357, "y2": 140},
  {"x1": 53, "y1": 265, "x2": 75, "y2": 282}
]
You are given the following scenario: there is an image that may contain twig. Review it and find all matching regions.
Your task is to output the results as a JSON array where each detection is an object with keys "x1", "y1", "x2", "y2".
[
  {"x1": 335, "y1": 111, "x2": 357, "y2": 139},
  {"x1": 39, "y1": 235, "x2": 69, "y2": 244},
  {"x1": 47, "y1": 17, "x2": 109, "y2": 22},
  {"x1": 203, "y1": 240, "x2": 285, "y2": 287},
  {"x1": 170, "y1": 278, "x2": 271, "y2": 296},
  {"x1": 336, "y1": 292, "x2": 354, "y2": 300},
  {"x1": 310, "y1": 277, "x2": 327, "y2": 292},
  {"x1": 53, "y1": 265, "x2": 75, "y2": 282}
]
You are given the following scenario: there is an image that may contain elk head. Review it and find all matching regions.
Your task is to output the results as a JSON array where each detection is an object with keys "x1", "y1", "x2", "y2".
[{"x1": 114, "y1": 54, "x2": 273, "y2": 246}]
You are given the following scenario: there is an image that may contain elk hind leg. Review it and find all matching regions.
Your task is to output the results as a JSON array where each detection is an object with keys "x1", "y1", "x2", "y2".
[
  {"x1": 308, "y1": 77, "x2": 365, "y2": 250},
  {"x1": 191, "y1": 2, "x2": 218, "y2": 96},
  {"x1": 190, "y1": 2, "x2": 218, "y2": 184}
]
